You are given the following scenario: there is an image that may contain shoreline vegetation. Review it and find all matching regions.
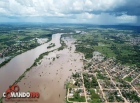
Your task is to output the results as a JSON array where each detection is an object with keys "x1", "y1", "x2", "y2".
[
  {"x1": 0, "y1": 36, "x2": 66, "y2": 102},
  {"x1": 47, "y1": 43, "x2": 55, "y2": 49},
  {"x1": 58, "y1": 36, "x2": 67, "y2": 51},
  {"x1": 0, "y1": 37, "x2": 52, "y2": 69},
  {"x1": 0, "y1": 58, "x2": 11, "y2": 68}
]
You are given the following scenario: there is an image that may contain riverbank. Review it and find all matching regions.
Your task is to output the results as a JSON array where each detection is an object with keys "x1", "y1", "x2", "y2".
[
  {"x1": 0, "y1": 33, "x2": 62, "y2": 101},
  {"x1": 0, "y1": 37, "x2": 52, "y2": 69},
  {"x1": 0, "y1": 35, "x2": 66, "y2": 102},
  {"x1": 8, "y1": 37, "x2": 83, "y2": 103}
]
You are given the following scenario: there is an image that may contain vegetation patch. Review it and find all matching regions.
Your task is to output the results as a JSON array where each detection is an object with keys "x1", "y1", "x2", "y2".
[
  {"x1": 88, "y1": 89, "x2": 101, "y2": 103},
  {"x1": 83, "y1": 73, "x2": 98, "y2": 89},
  {"x1": 124, "y1": 76, "x2": 133, "y2": 82},
  {"x1": 58, "y1": 37, "x2": 67, "y2": 51},
  {"x1": 0, "y1": 58, "x2": 11, "y2": 68},
  {"x1": 75, "y1": 45, "x2": 94, "y2": 59},
  {"x1": 122, "y1": 90, "x2": 140, "y2": 102},
  {"x1": 47, "y1": 43, "x2": 55, "y2": 49},
  {"x1": 68, "y1": 91, "x2": 86, "y2": 102},
  {"x1": 97, "y1": 72, "x2": 106, "y2": 80}
]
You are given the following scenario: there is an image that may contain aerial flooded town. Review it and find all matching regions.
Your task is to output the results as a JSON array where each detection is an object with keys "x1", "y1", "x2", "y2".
[
  {"x1": 0, "y1": 24, "x2": 140, "y2": 103},
  {"x1": 0, "y1": 0, "x2": 140, "y2": 103}
]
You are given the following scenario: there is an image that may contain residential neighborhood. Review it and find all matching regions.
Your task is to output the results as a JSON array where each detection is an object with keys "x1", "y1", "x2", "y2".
[{"x1": 66, "y1": 52, "x2": 140, "y2": 103}]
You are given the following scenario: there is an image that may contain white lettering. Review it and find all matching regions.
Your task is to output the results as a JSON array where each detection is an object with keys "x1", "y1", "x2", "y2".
[
  {"x1": 26, "y1": 92, "x2": 30, "y2": 97},
  {"x1": 11, "y1": 92, "x2": 16, "y2": 98},
  {"x1": 3, "y1": 92, "x2": 31, "y2": 98},
  {"x1": 17, "y1": 92, "x2": 23, "y2": 97},
  {"x1": 23, "y1": 92, "x2": 26, "y2": 97},
  {"x1": 3, "y1": 92, "x2": 6, "y2": 97}
]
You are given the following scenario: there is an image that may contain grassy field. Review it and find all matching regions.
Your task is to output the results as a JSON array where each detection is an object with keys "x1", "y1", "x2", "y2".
[
  {"x1": 63, "y1": 26, "x2": 140, "y2": 67},
  {"x1": 88, "y1": 89, "x2": 101, "y2": 103},
  {"x1": 69, "y1": 93, "x2": 86, "y2": 102},
  {"x1": 124, "y1": 76, "x2": 133, "y2": 82}
]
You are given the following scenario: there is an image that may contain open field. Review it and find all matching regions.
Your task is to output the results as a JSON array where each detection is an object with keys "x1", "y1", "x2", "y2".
[{"x1": 63, "y1": 26, "x2": 140, "y2": 68}]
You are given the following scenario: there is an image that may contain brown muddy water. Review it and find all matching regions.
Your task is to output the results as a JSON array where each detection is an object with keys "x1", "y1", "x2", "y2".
[
  {"x1": 1, "y1": 36, "x2": 84, "y2": 103},
  {"x1": 0, "y1": 33, "x2": 62, "y2": 97}
]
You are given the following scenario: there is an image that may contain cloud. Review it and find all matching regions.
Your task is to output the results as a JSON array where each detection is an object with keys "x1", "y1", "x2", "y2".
[
  {"x1": 0, "y1": 0, "x2": 139, "y2": 25},
  {"x1": 0, "y1": 0, "x2": 125, "y2": 16},
  {"x1": 116, "y1": 14, "x2": 137, "y2": 23}
]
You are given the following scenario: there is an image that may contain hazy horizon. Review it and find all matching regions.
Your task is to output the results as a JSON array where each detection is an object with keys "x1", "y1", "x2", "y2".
[{"x1": 0, "y1": 0, "x2": 140, "y2": 25}]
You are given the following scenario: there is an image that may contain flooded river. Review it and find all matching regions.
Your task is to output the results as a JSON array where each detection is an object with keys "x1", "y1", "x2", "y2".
[
  {"x1": 0, "y1": 35, "x2": 83, "y2": 103},
  {"x1": 0, "y1": 33, "x2": 62, "y2": 97}
]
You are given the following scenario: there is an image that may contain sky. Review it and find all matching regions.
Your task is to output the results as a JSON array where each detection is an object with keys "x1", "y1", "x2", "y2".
[{"x1": 0, "y1": 0, "x2": 140, "y2": 25}]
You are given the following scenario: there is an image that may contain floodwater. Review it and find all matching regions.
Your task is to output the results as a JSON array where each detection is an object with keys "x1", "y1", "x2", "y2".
[
  {"x1": 0, "y1": 35, "x2": 84, "y2": 103},
  {"x1": 0, "y1": 33, "x2": 62, "y2": 97},
  {"x1": 17, "y1": 37, "x2": 84, "y2": 103}
]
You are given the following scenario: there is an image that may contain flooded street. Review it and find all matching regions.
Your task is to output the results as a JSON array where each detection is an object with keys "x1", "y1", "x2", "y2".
[{"x1": 0, "y1": 33, "x2": 62, "y2": 97}]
